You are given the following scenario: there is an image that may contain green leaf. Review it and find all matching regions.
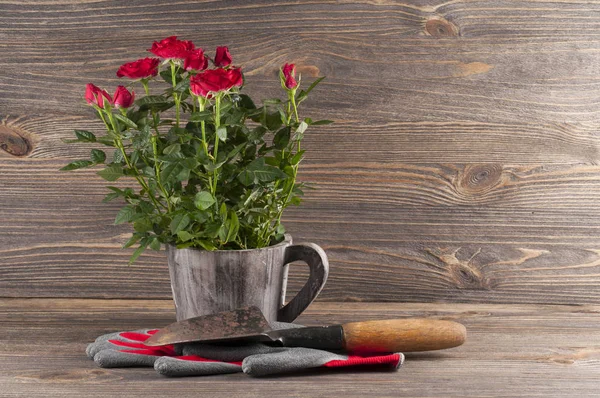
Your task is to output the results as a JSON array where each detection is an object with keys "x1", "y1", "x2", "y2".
[
  {"x1": 129, "y1": 238, "x2": 151, "y2": 265},
  {"x1": 226, "y1": 143, "x2": 246, "y2": 161},
  {"x1": 238, "y1": 94, "x2": 256, "y2": 109},
  {"x1": 63, "y1": 130, "x2": 97, "y2": 143},
  {"x1": 75, "y1": 130, "x2": 97, "y2": 142},
  {"x1": 247, "y1": 158, "x2": 288, "y2": 182},
  {"x1": 133, "y1": 218, "x2": 153, "y2": 233},
  {"x1": 97, "y1": 164, "x2": 124, "y2": 181},
  {"x1": 290, "y1": 150, "x2": 305, "y2": 165},
  {"x1": 170, "y1": 213, "x2": 191, "y2": 234},
  {"x1": 194, "y1": 191, "x2": 215, "y2": 210},
  {"x1": 60, "y1": 160, "x2": 93, "y2": 171},
  {"x1": 160, "y1": 69, "x2": 173, "y2": 82},
  {"x1": 265, "y1": 111, "x2": 282, "y2": 131},
  {"x1": 216, "y1": 126, "x2": 227, "y2": 142},
  {"x1": 138, "y1": 95, "x2": 168, "y2": 106},
  {"x1": 102, "y1": 192, "x2": 120, "y2": 203},
  {"x1": 163, "y1": 143, "x2": 181, "y2": 155},
  {"x1": 122, "y1": 234, "x2": 141, "y2": 249},
  {"x1": 220, "y1": 203, "x2": 228, "y2": 219},
  {"x1": 225, "y1": 211, "x2": 239, "y2": 243},
  {"x1": 172, "y1": 78, "x2": 190, "y2": 94},
  {"x1": 254, "y1": 167, "x2": 288, "y2": 182},
  {"x1": 273, "y1": 127, "x2": 290, "y2": 149},
  {"x1": 90, "y1": 149, "x2": 106, "y2": 164},
  {"x1": 115, "y1": 205, "x2": 136, "y2": 225},
  {"x1": 296, "y1": 76, "x2": 325, "y2": 103},
  {"x1": 160, "y1": 163, "x2": 183, "y2": 183},
  {"x1": 238, "y1": 169, "x2": 255, "y2": 186},
  {"x1": 218, "y1": 225, "x2": 227, "y2": 242},
  {"x1": 149, "y1": 237, "x2": 161, "y2": 251},
  {"x1": 97, "y1": 137, "x2": 117, "y2": 147},
  {"x1": 195, "y1": 240, "x2": 218, "y2": 251},
  {"x1": 311, "y1": 119, "x2": 334, "y2": 126},
  {"x1": 113, "y1": 149, "x2": 124, "y2": 163},
  {"x1": 263, "y1": 98, "x2": 282, "y2": 105},
  {"x1": 190, "y1": 110, "x2": 213, "y2": 122},
  {"x1": 177, "y1": 230, "x2": 194, "y2": 242},
  {"x1": 113, "y1": 113, "x2": 138, "y2": 129}
]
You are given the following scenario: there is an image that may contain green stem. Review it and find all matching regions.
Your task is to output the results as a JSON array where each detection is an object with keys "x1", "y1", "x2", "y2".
[
  {"x1": 198, "y1": 96, "x2": 209, "y2": 158},
  {"x1": 170, "y1": 62, "x2": 181, "y2": 129},
  {"x1": 151, "y1": 135, "x2": 171, "y2": 212},
  {"x1": 97, "y1": 109, "x2": 111, "y2": 131},
  {"x1": 212, "y1": 95, "x2": 222, "y2": 195},
  {"x1": 106, "y1": 111, "x2": 165, "y2": 213},
  {"x1": 271, "y1": 92, "x2": 301, "y2": 237},
  {"x1": 141, "y1": 80, "x2": 150, "y2": 96},
  {"x1": 290, "y1": 91, "x2": 300, "y2": 123}
]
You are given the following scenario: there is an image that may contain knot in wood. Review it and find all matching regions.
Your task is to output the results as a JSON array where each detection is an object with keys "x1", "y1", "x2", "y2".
[
  {"x1": 456, "y1": 164, "x2": 503, "y2": 196},
  {"x1": 425, "y1": 17, "x2": 459, "y2": 38},
  {"x1": 428, "y1": 247, "x2": 490, "y2": 290},
  {"x1": 0, "y1": 124, "x2": 32, "y2": 157}
]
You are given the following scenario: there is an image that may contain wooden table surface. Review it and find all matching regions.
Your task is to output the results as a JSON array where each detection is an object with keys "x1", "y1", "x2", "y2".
[{"x1": 1, "y1": 299, "x2": 598, "y2": 397}]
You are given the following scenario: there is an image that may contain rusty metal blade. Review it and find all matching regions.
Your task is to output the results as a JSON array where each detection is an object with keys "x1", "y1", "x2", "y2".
[{"x1": 144, "y1": 306, "x2": 272, "y2": 346}]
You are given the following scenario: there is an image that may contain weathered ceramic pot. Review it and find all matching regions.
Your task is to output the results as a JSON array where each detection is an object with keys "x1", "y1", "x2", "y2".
[{"x1": 166, "y1": 235, "x2": 329, "y2": 323}]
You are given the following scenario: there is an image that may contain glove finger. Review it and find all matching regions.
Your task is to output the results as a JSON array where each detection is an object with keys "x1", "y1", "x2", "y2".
[
  {"x1": 93, "y1": 329, "x2": 156, "y2": 343},
  {"x1": 87, "y1": 339, "x2": 171, "y2": 359},
  {"x1": 242, "y1": 347, "x2": 345, "y2": 376},
  {"x1": 154, "y1": 356, "x2": 242, "y2": 377},
  {"x1": 93, "y1": 349, "x2": 160, "y2": 368},
  {"x1": 243, "y1": 348, "x2": 405, "y2": 377},
  {"x1": 182, "y1": 342, "x2": 289, "y2": 362}
]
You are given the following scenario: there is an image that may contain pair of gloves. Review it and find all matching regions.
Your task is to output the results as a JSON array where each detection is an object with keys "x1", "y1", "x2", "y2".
[{"x1": 87, "y1": 322, "x2": 404, "y2": 377}]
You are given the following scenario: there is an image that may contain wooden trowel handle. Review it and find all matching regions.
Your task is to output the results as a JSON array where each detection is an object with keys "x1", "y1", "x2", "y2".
[{"x1": 341, "y1": 318, "x2": 466, "y2": 353}]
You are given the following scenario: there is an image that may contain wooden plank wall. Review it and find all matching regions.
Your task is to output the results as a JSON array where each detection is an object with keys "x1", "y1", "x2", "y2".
[{"x1": 2, "y1": 0, "x2": 600, "y2": 304}]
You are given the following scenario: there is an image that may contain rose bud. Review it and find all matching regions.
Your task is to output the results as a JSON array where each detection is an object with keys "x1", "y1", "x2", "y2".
[
  {"x1": 190, "y1": 67, "x2": 243, "y2": 97},
  {"x1": 85, "y1": 83, "x2": 112, "y2": 108},
  {"x1": 113, "y1": 85, "x2": 135, "y2": 109},
  {"x1": 281, "y1": 63, "x2": 298, "y2": 90},
  {"x1": 148, "y1": 36, "x2": 195, "y2": 59},
  {"x1": 117, "y1": 57, "x2": 160, "y2": 79},
  {"x1": 184, "y1": 49, "x2": 208, "y2": 71},
  {"x1": 214, "y1": 46, "x2": 232, "y2": 67}
]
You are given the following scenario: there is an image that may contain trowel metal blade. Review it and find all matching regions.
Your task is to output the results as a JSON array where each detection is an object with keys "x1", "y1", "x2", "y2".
[{"x1": 144, "y1": 306, "x2": 273, "y2": 346}]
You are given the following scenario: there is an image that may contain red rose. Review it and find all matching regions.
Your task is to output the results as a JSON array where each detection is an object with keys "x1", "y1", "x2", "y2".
[
  {"x1": 148, "y1": 36, "x2": 194, "y2": 59},
  {"x1": 85, "y1": 83, "x2": 112, "y2": 108},
  {"x1": 214, "y1": 46, "x2": 232, "y2": 67},
  {"x1": 184, "y1": 49, "x2": 208, "y2": 71},
  {"x1": 190, "y1": 67, "x2": 243, "y2": 97},
  {"x1": 282, "y1": 63, "x2": 295, "y2": 77},
  {"x1": 281, "y1": 63, "x2": 298, "y2": 90},
  {"x1": 113, "y1": 86, "x2": 135, "y2": 109},
  {"x1": 117, "y1": 57, "x2": 160, "y2": 79}
]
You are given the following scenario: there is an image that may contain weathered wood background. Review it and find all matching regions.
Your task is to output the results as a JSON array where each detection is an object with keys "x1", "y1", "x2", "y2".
[{"x1": 2, "y1": 0, "x2": 600, "y2": 304}]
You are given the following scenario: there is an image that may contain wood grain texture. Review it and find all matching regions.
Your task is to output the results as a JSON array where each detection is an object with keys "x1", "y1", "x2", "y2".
[
  {"x1": 2, "y1": 0, "x2": 600, "y2": 303},
  {"x1": 2, "y1": 298, "x2": 600, "y2": 397}
]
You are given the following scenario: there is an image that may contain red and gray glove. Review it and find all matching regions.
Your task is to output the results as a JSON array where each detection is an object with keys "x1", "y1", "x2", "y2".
[{"x1": 86, "y1": 322, "x2": 404, "y2": 377}]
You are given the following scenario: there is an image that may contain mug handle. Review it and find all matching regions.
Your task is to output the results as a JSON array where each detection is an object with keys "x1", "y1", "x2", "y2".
[{"x1": 277, "y1": 243, "x2": 329, "y2": 322}]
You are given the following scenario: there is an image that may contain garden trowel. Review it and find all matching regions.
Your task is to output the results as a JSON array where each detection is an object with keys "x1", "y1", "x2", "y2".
[{"x1": 144, "y1": 306, "x2": 466, "y2": 353}]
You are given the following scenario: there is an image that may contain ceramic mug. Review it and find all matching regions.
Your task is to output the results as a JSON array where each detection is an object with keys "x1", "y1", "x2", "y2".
[{"x1": 166, "y1": 234, "x2": 329, "y2": 323}]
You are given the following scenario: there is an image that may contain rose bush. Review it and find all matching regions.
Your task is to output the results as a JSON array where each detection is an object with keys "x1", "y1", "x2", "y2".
[{"x1": 63, "y1": 37, "x2": 331, "y2": 264}]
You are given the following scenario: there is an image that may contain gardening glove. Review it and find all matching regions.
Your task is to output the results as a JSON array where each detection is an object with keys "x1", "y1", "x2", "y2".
[{"x1": 87, "y1": 322, "x2": 404, "y2": 377}]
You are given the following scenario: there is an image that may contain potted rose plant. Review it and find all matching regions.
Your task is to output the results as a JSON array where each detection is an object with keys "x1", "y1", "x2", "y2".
[{"x1": 62, "y1": 37, "x2": 331, "y2": 323}]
